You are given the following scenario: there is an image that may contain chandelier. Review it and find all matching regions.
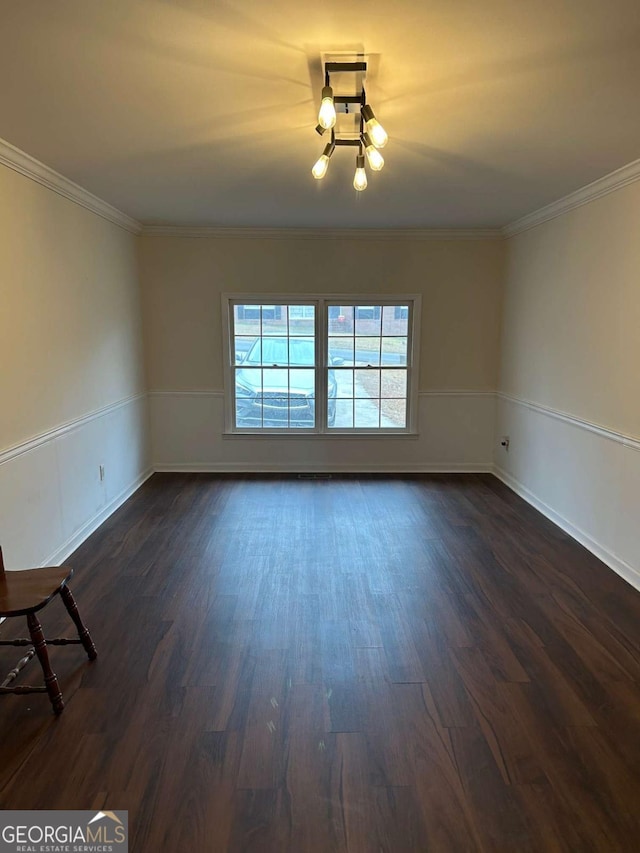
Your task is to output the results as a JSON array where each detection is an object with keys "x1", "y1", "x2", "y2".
[{"x1": 312, "y1": 60, "x2": 388, "y2": 192}]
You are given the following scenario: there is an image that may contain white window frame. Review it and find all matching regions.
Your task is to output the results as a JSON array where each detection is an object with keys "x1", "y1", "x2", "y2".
[{"x1": 222, "y1": 294, "x2": 421, "y2": 436}]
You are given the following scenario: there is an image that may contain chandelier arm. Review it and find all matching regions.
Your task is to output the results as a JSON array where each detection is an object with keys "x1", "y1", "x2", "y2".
[
  {"x1": 334, "y1": 96, "x2": 362, "y2": 104},
  {"x1": 325, "y1": 62, "x2": 367, "y2": 73}
]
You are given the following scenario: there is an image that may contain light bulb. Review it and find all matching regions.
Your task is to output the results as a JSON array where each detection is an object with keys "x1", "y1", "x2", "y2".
[
  {"x1": 312, "y1": 155, "x2": 330, "y2": 180},
  {"x1": 363, "y1": 133, "x2": 384, "y2": 171},
  {"x1": 318, "y1": 86, "x2": 336, "y2": 130},
  {"x1": 366, "y1": 119, "x2": 388, "y2": 148},
  {"x1": 353, "y1": 154, "x2": 367, "y2": 191},
  {"x1": 362, "y1": 104, "x2": 388, "y2": 148},
  {"x1": 353, "y1": 167, "x2": 367, "y2": 191},
  {"x1": 311, "y1": 142, "x2": 335, "y2": 180}
]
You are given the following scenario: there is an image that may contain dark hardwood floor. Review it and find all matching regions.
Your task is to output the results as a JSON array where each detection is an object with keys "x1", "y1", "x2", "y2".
[{"x1": 1, "y1": 473, "x2": 639, "y2": 851}]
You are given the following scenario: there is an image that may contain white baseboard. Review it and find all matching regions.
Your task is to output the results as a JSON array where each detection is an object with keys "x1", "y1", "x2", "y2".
[
  {"x1": 493, "y1": 464, "x2": 640, "y2": 593},
  {"x1": 45, "y1": 467, "x2": 153, "y2": 567},
  {"x1": 154, "y1": 462, "x2": 494, "y2": 474}
]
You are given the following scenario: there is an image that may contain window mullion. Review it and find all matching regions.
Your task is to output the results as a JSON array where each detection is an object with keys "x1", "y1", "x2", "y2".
[{"x1": 316, "y1": 299, "x2": 328, "y2": 433}]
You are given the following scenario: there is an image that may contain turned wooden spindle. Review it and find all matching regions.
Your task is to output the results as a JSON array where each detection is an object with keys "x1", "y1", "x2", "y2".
[
  {"x1": 60, "y1": 585, "x2": 97, "y2": 660},
  {"x1": 26, "y1": 612, "x2": 64, "y2": 715}
]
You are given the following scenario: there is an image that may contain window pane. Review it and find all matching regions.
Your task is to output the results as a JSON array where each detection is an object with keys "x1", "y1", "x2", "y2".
[
  {"x1": 288, "y1": 305, "x2": 315, "y2": 319},
  {"x1": 260, "y1": 339, "x2": 288, "y2": 365},
  {"x1": 261, "y1": 305, "x2": 288, "y2": 336},
  {"x1": 289, "y1": 305, "x2": 315, "y2": 336},
  {"x1": 289, "y1": 368, "x2": 315, "y2": 399},
  {"x1": 331, "y1": 399, "x2": 353, "y2": 428},
  {"x1": 235, "y1": 368, "x2": 262, "y2": 428},
  {"x1": 234, "y1": 304, "x2": 261, "y2": 336},
  {"x1": 334, "y1": 368, "x2": 354, "y2": 398},
  {"x1": 381, "y1": 370, "x2": 407, "y2": 398},
  {"x1": 355, "y1": 337, "x2": 381, "y2": 366},
  {"x1": 329, "y1": 336, "x2": 353, "y2": 365},
  {"x1": 355, "y1": 398, "x2": 379, "y2": 428},
  {"x1": 355, "y1": 368, "x2": 380, "y2": 398},
  {"x1": 355, "y1": 306, "x2": 382, "y2": 336},
  {"x1": 262, "y1": 367, "x2": 287, "y2": 391},
  {"x1": 288, "y1": 338, "x2": 315, "y2": 365},
  {"x1": 263, "y1": 398, "x2": 290, "y2": 428},
  {"x1": 328, "y1": 305, "x2": 353, "y2": 334},
  {"x1": 236, "y1": 368, "x2": 262, "y2": 390},
  {"x1": 381, "y1": 399, "x2": 407, "y2": 428},
  {"x1": 382, "y1": 305, "x2": 409, "y2": 336},
  {"x1": 381, "y1": 337, "x2": 408, "y2": 366},
  {"x1": 234, "y1": 336, "x2": 257, "y2": 365},
  {"x1": 242, "y1": 339, "x2": 263, "y2": 365},
  {"x1": 236, "y1": 397, "x2": 257, "y2": 428}
]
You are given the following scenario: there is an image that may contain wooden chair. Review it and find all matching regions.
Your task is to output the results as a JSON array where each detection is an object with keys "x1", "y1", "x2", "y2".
[{"x1": 0, "y1": 546, "x2": 97, "y2": 714}]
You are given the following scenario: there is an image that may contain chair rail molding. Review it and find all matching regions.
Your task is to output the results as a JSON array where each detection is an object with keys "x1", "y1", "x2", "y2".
[
  {"x1": 0, "y1": 393, "x2": 148, "y2": 466},
  {"x1": 497, "y1": 392, "x2": 640, "y2": 451}
]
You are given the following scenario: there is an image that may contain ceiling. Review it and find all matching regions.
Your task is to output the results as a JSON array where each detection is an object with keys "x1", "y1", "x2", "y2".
[{"x1": 1, "y1": 0, "x2": 640, "y2": 229}]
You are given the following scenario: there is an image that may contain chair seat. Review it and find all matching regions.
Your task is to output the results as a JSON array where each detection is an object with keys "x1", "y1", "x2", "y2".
[{"x1": 0, "y1": 566, "x2": 73, "y2": 617}]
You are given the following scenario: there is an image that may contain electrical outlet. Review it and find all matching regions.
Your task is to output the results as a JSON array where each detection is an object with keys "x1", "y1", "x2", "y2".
[
  {"x1": 500, "y1": 436, "x2": 510, "y2": 451},
  {"x1": 99, "y1": 465, "x2": 105, "y2": 481}
]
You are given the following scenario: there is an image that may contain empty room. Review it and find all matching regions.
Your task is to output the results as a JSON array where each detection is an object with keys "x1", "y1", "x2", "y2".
[{"x1": 1, "y1": 1, "x2": 639, "y2": 850}]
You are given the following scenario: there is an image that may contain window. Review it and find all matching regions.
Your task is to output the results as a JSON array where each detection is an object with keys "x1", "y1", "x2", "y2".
[
  {"x1": 288, "y1": 305, "x2": 316, "y2": 320},
  {"x1": 224, "y1": 296, "x2": 420, "y2": 434}
]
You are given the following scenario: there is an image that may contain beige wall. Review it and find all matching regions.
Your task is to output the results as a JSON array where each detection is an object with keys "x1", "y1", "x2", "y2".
[
  {"x1": 0, "y1": 165, "x2": 146, "y2": 451},
  {"x1": 139, "y1": 236, "x2": 504, "y2": 393},
  {"x1": 0, "y1": 163, "x2": 149, "y2": 568},
  {"x1": 500, "y1": 181, "x2": 640, "y2": 437},
  {"x1": 497, "y1": 180, "x2": 640, "y2": 589}
]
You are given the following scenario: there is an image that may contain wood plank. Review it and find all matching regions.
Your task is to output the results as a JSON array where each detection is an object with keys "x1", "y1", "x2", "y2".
[{"x1": 1, "y1": 473, "x2": 639, "y2": 851}]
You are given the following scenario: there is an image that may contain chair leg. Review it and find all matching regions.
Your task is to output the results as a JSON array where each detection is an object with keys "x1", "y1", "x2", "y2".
[
  {"x1": 60, "y1": 585, "x2": 97, "y2": 661},
  {"x1": 26, "y1": 613, "x2": 64, "y2": 715}
]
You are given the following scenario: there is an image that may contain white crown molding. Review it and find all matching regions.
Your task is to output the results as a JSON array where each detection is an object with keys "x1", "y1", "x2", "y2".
[
  {"x1": 503, "y1": 157, "x2": 640, "y2": 238},
  {"x1": 140, "y1": 225, "x2": 502, "y2": 240},
  {"x1": 0, "y1": 136, "x2": 142, "y2": 235},
  {"x1": 0, "y1": 393, "x2": 147, "y2": 466},
  {"x1": 497, "y1": 392, "x2": 640, "y2": 452},
  {"x1": 4, "y1": 129, "x2": 639, "y2": 241}
]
